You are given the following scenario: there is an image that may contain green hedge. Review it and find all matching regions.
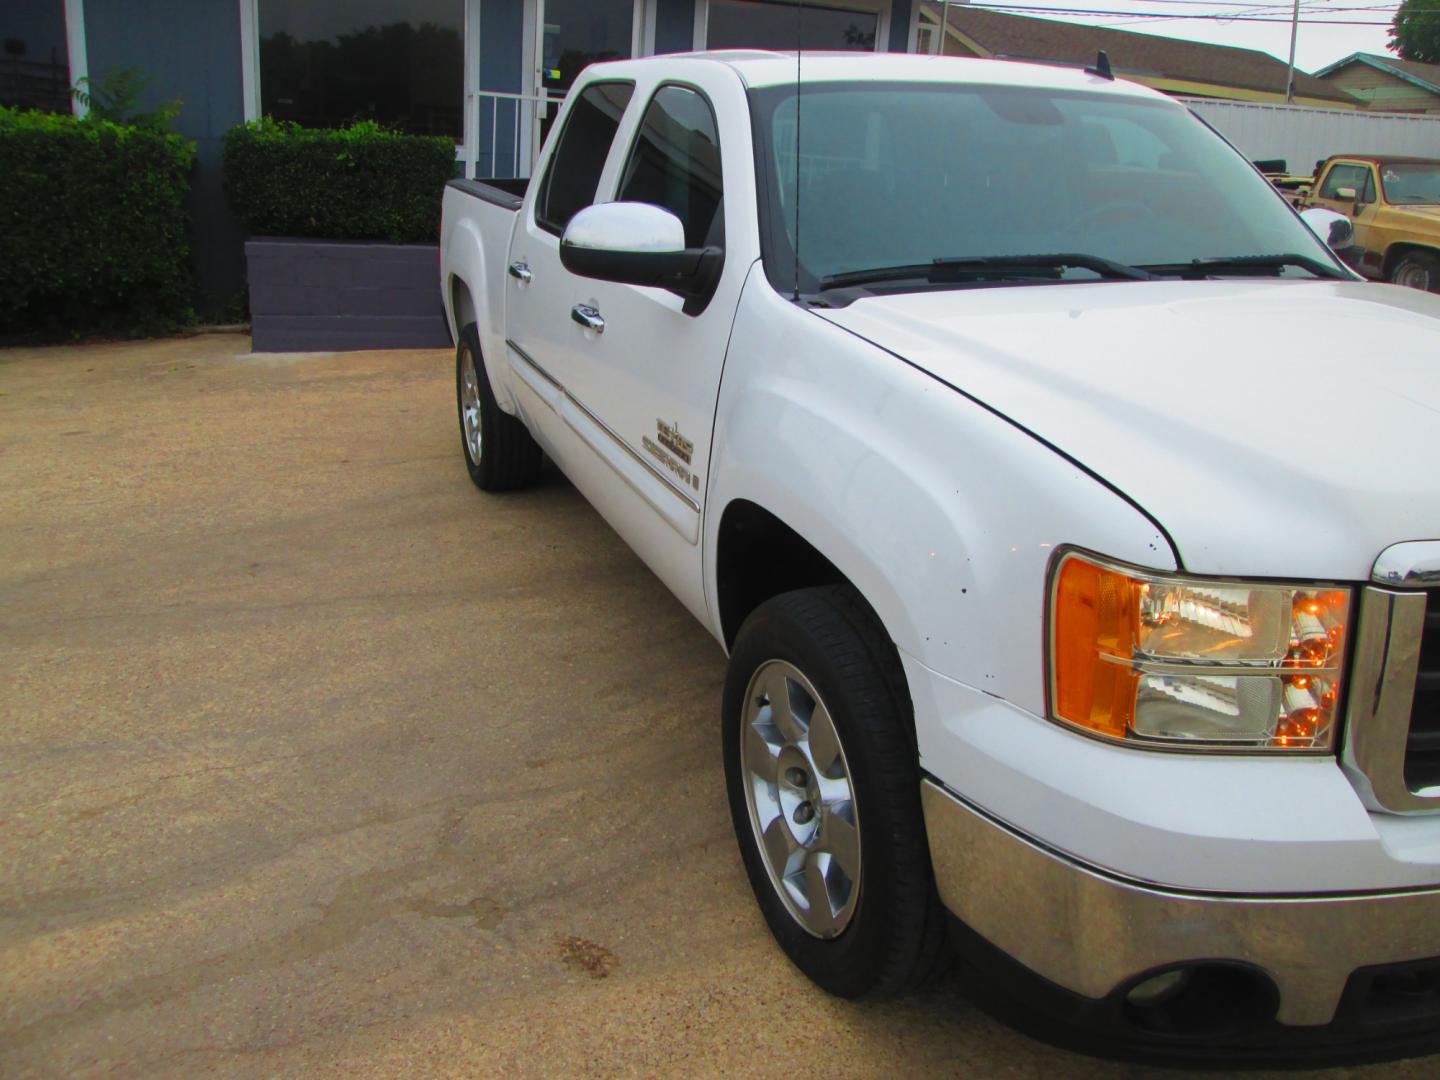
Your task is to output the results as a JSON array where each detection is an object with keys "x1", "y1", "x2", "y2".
[
  {"x1": 0, "y1": 108, "x2": 195, "y2": 338},
  {"x1": 223, "y1": 119, "x2": 456, "y2": 243}
]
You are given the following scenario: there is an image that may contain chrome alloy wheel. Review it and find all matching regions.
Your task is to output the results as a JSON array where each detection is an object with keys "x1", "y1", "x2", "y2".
[
  {"x1": 740, "y1": 659, "x2": 861, "y2": 938},
  {"x1": 459, "y1": 345, "x2": 483, "y2": 464}
]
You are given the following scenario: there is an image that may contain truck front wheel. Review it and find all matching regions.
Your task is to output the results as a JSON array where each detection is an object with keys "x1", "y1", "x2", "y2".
[
  {"x1": 1388, "y1": 250, "x2": 1440, "y2": 293},
  {"x1": 456, "y1": 323, "x2": 542, "y2": 491},
  {"x1": 722, "y1": 585, "x2": 949, "y2": 998}
]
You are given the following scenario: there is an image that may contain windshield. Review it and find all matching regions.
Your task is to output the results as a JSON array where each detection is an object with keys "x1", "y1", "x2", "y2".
[
  {"x1": 1380, "y1": 162, "x2": 1440, "y2": 205},
  {"x1": 749, "y1": 81, "x2": 1343, "y2": 292}
]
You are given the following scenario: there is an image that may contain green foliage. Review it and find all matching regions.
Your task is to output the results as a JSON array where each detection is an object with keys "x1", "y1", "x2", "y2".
[
  {"x1": 222, "y1": 119, "x2": 457, "y2": 243},
  {"x1": 1391, "y1": 0, "x2": 1440, "y2": 64},
  {"x1": 72, "y1": 67, "x2": 184, "y2": 133},
  {"x1": 0, "y1": 107, "x2": 195, "y2": 339}
]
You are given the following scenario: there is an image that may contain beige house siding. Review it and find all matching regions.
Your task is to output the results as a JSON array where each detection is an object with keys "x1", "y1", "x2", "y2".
[{"x1": 1322, "y1": 66, "x2": 1440, "y2": 112}]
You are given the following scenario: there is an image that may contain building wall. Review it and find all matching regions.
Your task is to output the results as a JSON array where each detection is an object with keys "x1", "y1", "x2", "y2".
[
  {"x1": 1322, "y1": 64, "x2": 1440, "y2": 113},
  {"x1": 84, "y1": 0, "x2": 247, "y2": 321}
]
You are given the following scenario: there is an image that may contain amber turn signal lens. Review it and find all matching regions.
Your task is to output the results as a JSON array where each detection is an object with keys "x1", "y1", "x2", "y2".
[{"x1": 1052, "y1": 556, "x2": 1138, "y2": 738}]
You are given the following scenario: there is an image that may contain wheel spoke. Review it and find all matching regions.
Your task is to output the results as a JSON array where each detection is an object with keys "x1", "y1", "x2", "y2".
[
  {"x1": 802, "y1": 852, "x2": 839, "y2": 936},
  {"x1": 761, "y1": 813, "x2": 799, "y2": 878},
  {"x1": 763, "y1": 668, "x2": 808, "y2": 744},
  {"x1": 743, "y1": 720, "x2": 781, "y2": 787},
  {"x1": 806, "y1": 699, "x2": 844, "y2": 779},
  {"x1": 820, "y1": 802, "x2": 860, "y2": 883}
]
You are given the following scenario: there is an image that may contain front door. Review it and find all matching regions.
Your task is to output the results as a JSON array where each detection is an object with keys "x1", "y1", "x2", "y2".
[{"x1": 508, "y1": 67, "x2": 759, "y2": 623}]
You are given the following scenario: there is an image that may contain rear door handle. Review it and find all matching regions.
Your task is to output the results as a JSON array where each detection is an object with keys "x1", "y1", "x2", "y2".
[
  {"x1": 508, "y1": 261, "x2": 532, "y2": 284},
  {"x1": 571, "y1": 303, "x2": 604, "y2": 333}
]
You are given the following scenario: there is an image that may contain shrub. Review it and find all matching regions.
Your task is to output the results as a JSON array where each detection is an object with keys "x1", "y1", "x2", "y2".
[
  {"x1": 0, "y1": 107, "x2": 195, "y2": 338},
  {"x1": 223, "y1": 119, "x2": 456, "y2": 243}
]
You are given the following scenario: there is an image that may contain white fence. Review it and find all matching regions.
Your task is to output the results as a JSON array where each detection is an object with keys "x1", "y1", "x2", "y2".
[
  {"x1": 464, "y1": 91, "x2": 553, "y2": 181},
  {"x1": 1179, "y1": 97, "x2": 1440, "y2": 174}
]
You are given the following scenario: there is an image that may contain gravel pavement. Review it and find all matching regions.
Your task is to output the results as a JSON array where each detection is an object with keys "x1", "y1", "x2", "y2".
[{"x1": 1, "y1": 333, "x2": 1434, "y2": 1078}]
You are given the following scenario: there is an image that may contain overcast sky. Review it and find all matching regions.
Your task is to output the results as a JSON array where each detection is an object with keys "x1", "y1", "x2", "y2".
[{"x1": 947, "y1": 1, "x2": 1400, "y2": 73}]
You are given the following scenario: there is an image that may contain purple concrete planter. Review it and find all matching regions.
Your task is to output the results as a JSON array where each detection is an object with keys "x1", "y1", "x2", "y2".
[{"x1": 245, "y1": 238, "x2": 451, "y2": 352}]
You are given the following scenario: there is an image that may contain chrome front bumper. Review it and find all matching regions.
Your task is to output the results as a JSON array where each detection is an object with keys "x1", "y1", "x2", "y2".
[{"x1": 921, "y1": 780, "x2": 1440, "y2": 1027}]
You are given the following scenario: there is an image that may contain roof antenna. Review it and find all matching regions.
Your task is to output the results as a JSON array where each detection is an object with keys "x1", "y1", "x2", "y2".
[
  {"x1": 792, "y1": 0, "x2": 802, "y2": 301},
  {"x1": 1085, "y1": 50, "x2": 1114, "y2": 81}
]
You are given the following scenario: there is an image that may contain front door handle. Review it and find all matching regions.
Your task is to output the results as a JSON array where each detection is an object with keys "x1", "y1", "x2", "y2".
[
  {"x1": 508, "y1": 260, "x2": 532, "y2": 284},
  {"x1": 571, "y1": 303, "x2": 604, "y2": 333}
]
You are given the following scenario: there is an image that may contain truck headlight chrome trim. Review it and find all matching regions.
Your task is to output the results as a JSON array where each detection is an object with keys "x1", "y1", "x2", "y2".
[{"x1": 1046, "y1": 550, "x2": 1351, "y2": 752}]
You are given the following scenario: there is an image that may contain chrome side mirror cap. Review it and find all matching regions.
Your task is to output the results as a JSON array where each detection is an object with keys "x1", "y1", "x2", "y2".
[
  {"x1": 560, "y1": 202, "x2": 723, "y2": 316},
  {"x1": 562, "y1": 202, "x2": 687, "y2": 254}
]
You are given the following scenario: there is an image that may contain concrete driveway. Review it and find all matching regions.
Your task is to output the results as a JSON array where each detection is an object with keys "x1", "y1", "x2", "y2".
[{"x1": 0, "y1": 333, "x2": 1433, "y2": 1078}]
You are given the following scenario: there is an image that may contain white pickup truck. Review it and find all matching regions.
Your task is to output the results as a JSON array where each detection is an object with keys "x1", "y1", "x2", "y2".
[{"x1": 440, "y1": 52, "x2": 1440, "y2": 1063}]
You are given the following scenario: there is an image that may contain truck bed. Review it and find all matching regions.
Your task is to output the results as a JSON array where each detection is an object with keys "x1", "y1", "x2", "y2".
[{"x1": 445, "y1": 176, "x2": 529, "y2": 212}]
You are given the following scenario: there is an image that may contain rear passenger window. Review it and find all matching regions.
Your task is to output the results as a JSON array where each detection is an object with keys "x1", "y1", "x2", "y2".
[
  {"x1": 536, "y1": 82, "x2": 634, "y2": 235},
  {"x1": 617, "y1": 86, "x2": 724, "y2": 248}
]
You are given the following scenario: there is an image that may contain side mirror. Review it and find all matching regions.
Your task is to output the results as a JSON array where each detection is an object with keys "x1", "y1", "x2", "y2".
[
  {"x1": 560, "y1": 202, "x2": 723, "y2": 315},
  {"x1": 1335, "y1": 186, "x2": 1357, "y2": 201},
  {"x1": 1299, "y1": 207, "x2": 1354, "y2": 252}
]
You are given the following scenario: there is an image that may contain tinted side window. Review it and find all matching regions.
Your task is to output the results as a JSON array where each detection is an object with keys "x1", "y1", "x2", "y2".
[
  {"x1": 1319, "y1": 164, "x2": 1368, "y2": 199},
  {"x1": 536, "y1": 82, "x2": 634, "y2": 234},
  {"x1": 617, "y1": 86, "x2": 724, "y2": 248}
]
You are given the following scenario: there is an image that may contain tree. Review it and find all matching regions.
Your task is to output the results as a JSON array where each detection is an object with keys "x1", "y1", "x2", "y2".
[{"x1": 1390, "y1": 0, "x2": 1440, "y2": 64}]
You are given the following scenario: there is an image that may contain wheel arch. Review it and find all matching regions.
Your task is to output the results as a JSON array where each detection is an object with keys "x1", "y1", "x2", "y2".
[
  {"x1": 450, "y1": 274, "x2": 478, "y2": 337},
  {"x1": 713, "y1": 497, "x2": 920, "y2": 753},
  {"x1": 1382, "y1": 241, "x2": 1440, "y2": 279}
]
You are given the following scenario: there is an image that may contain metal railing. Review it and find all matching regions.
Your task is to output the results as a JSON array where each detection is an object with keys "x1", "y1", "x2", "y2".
[{"x1": 464, "y1": 91, "x2": 552, "y2": 181}]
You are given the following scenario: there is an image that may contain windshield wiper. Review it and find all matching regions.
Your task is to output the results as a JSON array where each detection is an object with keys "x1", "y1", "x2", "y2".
[
  {"x1": 1141, "y1": 253, "x2": 1346, "y2": 280},
  {"x1": 817, "y1": 253, "x2": 1152, "y2": 291}
]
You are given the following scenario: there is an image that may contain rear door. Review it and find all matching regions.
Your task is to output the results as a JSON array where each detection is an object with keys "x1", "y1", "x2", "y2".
[{"x1": 506, "y1": 80, "x2": 635, "y2": 440}]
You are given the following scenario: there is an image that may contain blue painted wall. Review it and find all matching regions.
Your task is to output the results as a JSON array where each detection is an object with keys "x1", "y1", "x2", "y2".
[{"x1": 84, "y1": 0, "x2": 247, "y2": 320}]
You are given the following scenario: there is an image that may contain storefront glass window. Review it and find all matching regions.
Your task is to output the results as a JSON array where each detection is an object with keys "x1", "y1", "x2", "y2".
[
  {"x1": 258, "y1": 0, "x2": 463, "y2": 137},
  {"x1": 541, "y1": 0, "x2": 633, "y2": 96},
  {"x1": 707, "y1": 1, "x2": 878, "y2": 52},
  {"x1": 1, "y1": 1, "x2": 71, "y2": 114}
]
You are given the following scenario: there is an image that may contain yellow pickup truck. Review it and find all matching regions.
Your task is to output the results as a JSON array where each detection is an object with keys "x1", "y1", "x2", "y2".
[{"x1": 1299, "y1": 156, "x2": 1440, "y2": 292}]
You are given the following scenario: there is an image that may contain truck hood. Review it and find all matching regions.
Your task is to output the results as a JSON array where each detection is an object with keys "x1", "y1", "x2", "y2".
[{"x1": 815, "y1": 279, "x2": 1440, "y2": 580}]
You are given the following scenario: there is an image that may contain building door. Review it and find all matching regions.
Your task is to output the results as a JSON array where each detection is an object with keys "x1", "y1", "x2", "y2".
[{"x1": 535, "y1": 0, "x2": 638, "y2": 146}]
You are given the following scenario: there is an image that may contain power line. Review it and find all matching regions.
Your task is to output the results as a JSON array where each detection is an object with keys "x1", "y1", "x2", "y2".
[{"x1": 962, "y1": 3, "x2": 1399, "y2": 22}]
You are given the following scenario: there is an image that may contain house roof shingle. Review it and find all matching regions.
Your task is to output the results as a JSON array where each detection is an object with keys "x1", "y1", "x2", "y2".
[
  {"x1": 932, "y1": 7, "x2": 1357, "y2": 104},
  {"x1": 1314, "y1": 51, "x2": 1440, "y2": 95}
]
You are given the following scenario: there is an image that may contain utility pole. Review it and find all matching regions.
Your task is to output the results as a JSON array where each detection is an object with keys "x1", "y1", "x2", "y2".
[
  {"x1": 1284, "y1": 0, "x2": 1300, "y2": 103},
  {"x1": 938, "y1": 2, "x2": 951, "y2": 56}
]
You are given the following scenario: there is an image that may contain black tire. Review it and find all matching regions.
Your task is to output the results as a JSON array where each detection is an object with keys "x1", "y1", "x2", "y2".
[
  {"x1": 1388, "y1": 250, "x2": 1440, "y2": 293},
  {"x1": 456, "y1": 322, "x2": 542, "y2": 491},
  {"x1": 722, "y1": 585, "x2": 950, "y2": 999}
]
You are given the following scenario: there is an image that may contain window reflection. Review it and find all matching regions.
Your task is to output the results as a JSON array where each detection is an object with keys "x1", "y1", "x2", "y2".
[
  {"x1": 542, "y1": 0, "x2": 633, "y2": 96},
  {"x1": 259, "y1": 0, "x2": 462, "y2": 137},
  {"x1": 707, "y1": 1, "x2": 878, "y2": 52},
  {"x1": 1, "y1": 0, "x2": 71, "y2": 114}
]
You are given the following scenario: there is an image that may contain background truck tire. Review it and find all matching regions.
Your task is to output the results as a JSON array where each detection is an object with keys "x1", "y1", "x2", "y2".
[
  {"x1": 1388, "y1": 250, "x2": 1440, "y2": 293},
  {"x1": 456, "y1": 322, "x2": 542, "y2": 492},
  {"x1": 722, "y1": 585, "x2": 950, "y2": 999}
]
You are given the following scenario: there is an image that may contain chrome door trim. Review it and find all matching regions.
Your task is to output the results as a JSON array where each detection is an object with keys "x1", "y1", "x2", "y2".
[{"x1": 505, "y1": 338, "x2": 701, "y2": 516}]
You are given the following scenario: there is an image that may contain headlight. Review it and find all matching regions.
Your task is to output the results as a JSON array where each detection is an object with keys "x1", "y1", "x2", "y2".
[{"x1": 1047, "y1": 550, "x2": 1350, "y2": 751}]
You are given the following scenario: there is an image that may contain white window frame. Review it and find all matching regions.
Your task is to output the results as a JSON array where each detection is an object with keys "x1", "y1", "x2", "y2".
[
  {"x1": 692, "y1": 0, "x2": 892, "y2": 52},
  {"x1": 63, "y1": 0, "x2": 88, "y2": 117}
]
